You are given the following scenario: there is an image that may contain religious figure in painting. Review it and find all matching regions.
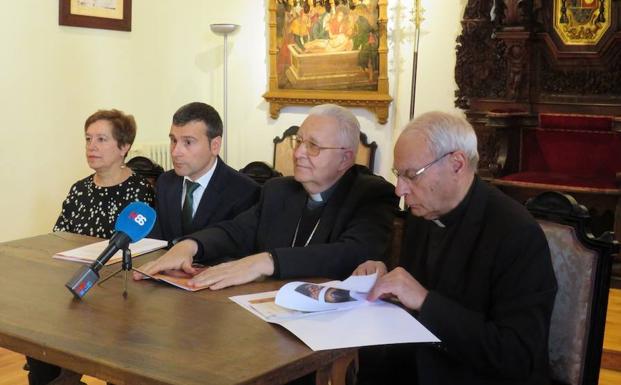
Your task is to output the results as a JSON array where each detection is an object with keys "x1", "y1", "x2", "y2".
[{"x1": 275, "y1": 0, "x2": 380, "y2": 91}]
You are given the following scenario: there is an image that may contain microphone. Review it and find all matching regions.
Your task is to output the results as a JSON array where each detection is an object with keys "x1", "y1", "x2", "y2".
[{"x1": 66, "y1": 202, "x2": 156, "y2": 299}]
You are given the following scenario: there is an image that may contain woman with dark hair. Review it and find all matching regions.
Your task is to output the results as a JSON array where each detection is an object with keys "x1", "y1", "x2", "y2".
[{"x1": 53, "y1": 109, "x2": 155, "y2": 239}]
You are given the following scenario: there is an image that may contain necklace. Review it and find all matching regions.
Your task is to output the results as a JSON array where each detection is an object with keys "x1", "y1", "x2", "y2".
[{"x1": 291, "y1": 217, "x2": 321, "y2": 247}]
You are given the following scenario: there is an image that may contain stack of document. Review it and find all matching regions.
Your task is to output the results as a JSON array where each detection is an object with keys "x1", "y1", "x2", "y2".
[
  {"x1": 230, "y1": 273, "x2": 439, "y2": 351},
  {"x1": 53, "y1": 238, "x2": 168, "y2": 265}
]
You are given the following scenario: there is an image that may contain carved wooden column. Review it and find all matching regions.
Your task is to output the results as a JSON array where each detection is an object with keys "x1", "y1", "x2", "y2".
[
  {"x1": 456, "y1": 0, "x2": 508, "y2": 177},
  {"x1": 494, "y1": 31, "x2": 532, "y2": 101},
  {"x1": 484, "y1": 110, "x2": 536, "y2": 177},
  {"x1": 491, "y1": 0, "x2": 535, "y2": 101}
]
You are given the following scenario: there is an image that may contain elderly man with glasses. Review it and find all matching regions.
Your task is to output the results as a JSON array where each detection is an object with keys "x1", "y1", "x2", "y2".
[
  {"x1": 354, "y1": 111, "x2": 557, "y2": 385},
  {"x1": 135, "y1": 103, "x2": 398, "y2": 290}
]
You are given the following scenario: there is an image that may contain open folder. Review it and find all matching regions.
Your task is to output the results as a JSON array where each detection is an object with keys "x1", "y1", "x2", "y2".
[
  {"x1": 230, "y1": 273, "x2": 439, "y2": 351},
  {"x1": 53, "y1": 238, "x2": 167, "y2": 265}
]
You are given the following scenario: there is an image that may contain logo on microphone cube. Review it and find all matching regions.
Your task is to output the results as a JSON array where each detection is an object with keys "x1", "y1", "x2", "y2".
[
  {"x1": 129, "y1": 211, "x2": 148, "y2": 226},
  {"x1": 77, "y1": 280, "x2": 93, "y2": 297}
]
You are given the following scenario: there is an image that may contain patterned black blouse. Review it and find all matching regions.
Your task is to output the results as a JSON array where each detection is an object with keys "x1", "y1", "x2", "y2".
[{"x1": 53, "y1": 173, "x2": 155, "y2": 239}]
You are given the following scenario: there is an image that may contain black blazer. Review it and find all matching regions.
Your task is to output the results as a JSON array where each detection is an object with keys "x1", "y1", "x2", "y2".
[
  {"x1": 190, "y1": 165, "x2": 399, "y2": 279},
  {"x1": 402, "y1": 178, "x2": 557, "y2": 385},
  {"x1": 149, "y1": 158, "x2": 260, "y2": 243}
]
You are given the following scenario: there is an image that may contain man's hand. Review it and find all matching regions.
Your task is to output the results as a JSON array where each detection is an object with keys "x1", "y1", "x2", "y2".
[
  {"x1": 352, "y1": 260, "x2": 388, "y2": 277},
  {"x1": 187, "y1": 252, "x2": 275, "y2": 290},
  {"x1": 132, "y1": 239, "x2": 199, "y2": 280},
  {"x1": 367, "y1": 267, "x2": 428, "y2": 311}
]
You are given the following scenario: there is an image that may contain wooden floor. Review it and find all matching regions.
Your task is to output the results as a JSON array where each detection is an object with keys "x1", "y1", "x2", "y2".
[
  {"x1": 602, "y1": 288, "x2": 621, "y2": 382},
  {"x1": 1, "y1": 289, "x2": 620, "y2": 384}
]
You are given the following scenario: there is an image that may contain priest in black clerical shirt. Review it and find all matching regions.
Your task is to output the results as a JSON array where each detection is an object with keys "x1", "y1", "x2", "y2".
[
  {"x1": 134, "y1": 103, "x2": 398, "y2": 289},
  {"x1": 353, "y1": 111, "x2": 557, "y2": 385}
]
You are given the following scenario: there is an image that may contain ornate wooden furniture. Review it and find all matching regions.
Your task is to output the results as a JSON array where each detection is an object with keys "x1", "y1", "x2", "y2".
[
  {"x1": 526, "y1": 191, "x2": 618, "y2": 385},
  {"x1": 454, "y1": 0, "x2": 621, "y2": 277},
  {"x1": 239, "y1": 161, "x2": 283, "y2": 185},
  {"x1": 490, "y1": 112, "x2": 621, "y2": 239},
  {"x1": 273, "y1": 125, "x2": 378, "y2": 176},
  {"x1": 126, "y1": 156, "x2": 164, "y2": 187},
  {"x1": 385, "y1": 210, "x2": 406, "y2": 271}
]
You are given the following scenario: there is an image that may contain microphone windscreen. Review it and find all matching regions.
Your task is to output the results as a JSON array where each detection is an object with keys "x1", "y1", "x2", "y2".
[{"x1": 114, "y1": 202, "x2": 156, "y2": 243}]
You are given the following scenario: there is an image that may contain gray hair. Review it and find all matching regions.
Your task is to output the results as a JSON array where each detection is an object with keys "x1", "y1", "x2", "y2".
[
  {"x1": 308, "y1": 104, "x2": 360, "y2": 150},
  {"x1": 404, "y1": 111, "x2": 479, "y2": 170}
]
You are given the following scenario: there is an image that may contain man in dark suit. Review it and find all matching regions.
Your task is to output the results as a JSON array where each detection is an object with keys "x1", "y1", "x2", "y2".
[
  {"x1": 354, "y1": 111, "x2": 557, "y2": 385},
  {"x1": 149, "y1": 102, "x2": 260, "y2": 243},
  {"x1": 135, "y1": 103, "x2": 398, "y2": 288}
]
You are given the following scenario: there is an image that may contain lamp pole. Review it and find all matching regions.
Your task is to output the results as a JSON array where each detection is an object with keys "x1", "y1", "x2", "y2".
[
  {"x1": 210, "y1": 23, "x2": 239, "y2": 162},
  {"x1": 409, "y1": 1, "x2": 424, "y2": 120}
]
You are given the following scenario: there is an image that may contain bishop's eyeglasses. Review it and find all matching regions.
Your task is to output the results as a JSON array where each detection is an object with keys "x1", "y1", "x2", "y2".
[
  {"x1": 392, "y1": 151, "x2": 455, "y2": 183},
  {"x1": 289, "y1": 135, "x2": 347, "y2": 157}
]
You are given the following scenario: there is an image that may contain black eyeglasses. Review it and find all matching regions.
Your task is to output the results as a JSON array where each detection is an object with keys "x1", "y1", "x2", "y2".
[
  {"x1": 289, "y1": 135, "x2": 347, "y2": 157},
  {"x1": 392, "y1": 152, "x2": 455, "y2": 183}
]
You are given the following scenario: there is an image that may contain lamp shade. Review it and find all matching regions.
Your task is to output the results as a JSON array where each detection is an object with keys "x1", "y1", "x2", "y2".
[{"x1": 210, "y1": 23, "x2": 239, "y2": 35}]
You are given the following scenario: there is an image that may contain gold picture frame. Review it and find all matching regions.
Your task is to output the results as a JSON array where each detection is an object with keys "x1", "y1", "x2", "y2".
[
  {"x1": 263, "y1": 0, "x2": 392, "y2": 124},
  {"x1": 554, "y1": 0, "x2": 610, "y2": 45},
  {"x1": 59, "y1": 0, "x2": 132, "y2": 32}
]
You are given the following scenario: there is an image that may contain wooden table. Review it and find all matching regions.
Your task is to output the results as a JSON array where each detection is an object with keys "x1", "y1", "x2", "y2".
[{"x1": 0, "y1": 232, "x2": 356, "y2": 385}]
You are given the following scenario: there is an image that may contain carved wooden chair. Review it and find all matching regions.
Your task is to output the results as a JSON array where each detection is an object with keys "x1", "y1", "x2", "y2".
[
  {"x1": 239, "y1": 161, "x2": 283, "y2": 185},
  {"x1": 386, "y1": 210, "x2": 406, "y2": 271},
  {"x1": 126, "y1": 156, "x2": 165, "y2": 187},
  {"x1": 273, "y1": 126, "x2": 378, "y2": 176},
  {"x1": 526, "y1": 191, "x2": 619, "y2": 385}
]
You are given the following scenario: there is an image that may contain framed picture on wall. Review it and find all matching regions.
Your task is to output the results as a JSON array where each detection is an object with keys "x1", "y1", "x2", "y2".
[
  {"x1": 59, "y1": 0, "x2": 132, "y2": 32},
  {"x1": 263, "y1": 0, "x2": 392, "y2": 124}
]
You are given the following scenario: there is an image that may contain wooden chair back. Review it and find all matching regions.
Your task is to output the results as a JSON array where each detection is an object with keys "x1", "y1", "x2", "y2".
[
  {"x1": 273, "y1": 125, "x2": 377, "y2": 176},
  {"x1": 526, "y1": 191, "x2": 619, "y2": 385}
]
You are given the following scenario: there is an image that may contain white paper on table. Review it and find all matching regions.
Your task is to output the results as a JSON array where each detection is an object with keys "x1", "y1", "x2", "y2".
[
  {"x1": 274, "y1": 273, "x2": 377, "y2": 312},
  {"x1": 278, "y1": 301, "x2": 440, "y2": 350},
  {"x1": 230, "y1": 273, "x2": 439, "y2": 351},
  {"x1": 332, "y1": 273, "x2": 378, "y2": 292},
  {"x1": 230, "y1": 290, "x2": 309, "y2": 321},
  {"x1": 53, "y1": 238, "x2": 168, "y2": 265}
]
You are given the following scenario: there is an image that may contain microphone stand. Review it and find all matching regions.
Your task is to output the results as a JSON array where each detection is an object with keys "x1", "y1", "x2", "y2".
[{"x1": 98, "y1": 247, "x2": 134, "y2": 298}]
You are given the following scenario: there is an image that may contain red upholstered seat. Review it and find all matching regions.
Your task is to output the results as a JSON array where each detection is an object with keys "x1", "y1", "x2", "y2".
[
  {"x1": 502, "y1": 172, "x2": 618, "y2": 190},
  {"x1": 539, "y1": 113, "x2": 613, "y2": 132},
  {"x1": 500, "y1": 114, "x2": 621, "y2": 190}
]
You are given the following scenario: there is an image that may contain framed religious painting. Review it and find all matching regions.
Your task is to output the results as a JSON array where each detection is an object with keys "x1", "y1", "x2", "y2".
[
  {"x1": 263, "y1": 0, "x2": 392, "y2": 124},
  {"x1": 59, "y1": 0, "x2": 132, "y2": 32}
]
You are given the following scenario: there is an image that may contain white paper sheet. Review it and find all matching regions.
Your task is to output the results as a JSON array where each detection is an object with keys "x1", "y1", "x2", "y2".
[
  {"x1": 53, "y1": 238, "x2": 168, "y2": 265},
  {"x1": 278, "y1": 301, "x2": 440, "y2": 350},
  {"x1": 230, "y1": 274, "x2": 439, "y2": 351},
  {"x1": 274, "y1": 274, "x2": 376, "y2": 312}
]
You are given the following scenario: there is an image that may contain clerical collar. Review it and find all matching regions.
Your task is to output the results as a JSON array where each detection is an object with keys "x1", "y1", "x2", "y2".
[
  {"x1": 431, "y1": 219, "x2": 446, "y2": 228},
  {"x1": 430, "y1": 176, "x2": 477, "y2": 228},
  {"x1": 306, "y1": 179, "x2": 339, "y2": 209},
  {"x1": 309, "y1": 192, "x2": 323, "y2": 202}
]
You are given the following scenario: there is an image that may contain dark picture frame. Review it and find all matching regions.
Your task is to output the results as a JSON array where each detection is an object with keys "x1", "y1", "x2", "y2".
[{"x1": 59, "y1": 0, "x2": 132, "y2": 32}]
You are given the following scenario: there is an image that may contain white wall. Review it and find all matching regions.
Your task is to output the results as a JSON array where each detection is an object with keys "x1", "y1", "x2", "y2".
[{"x1": 0, "y1": 0, "x2": 465, "y2": 242}]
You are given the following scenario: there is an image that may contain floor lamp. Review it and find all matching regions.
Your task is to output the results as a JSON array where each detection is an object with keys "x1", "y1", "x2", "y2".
[
  {"x1": 409, "y1": 1, "x2": 424, "y2": 120},
  {"x1": 210, "y1": 23, "x2": 239, "y2": 162}
]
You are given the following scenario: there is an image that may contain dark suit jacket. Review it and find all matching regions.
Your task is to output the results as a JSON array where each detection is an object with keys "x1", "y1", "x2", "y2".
[
  {"x1": 189, "y1": 165, "x2": 399, "y2": 279},
  {"x1": 149, "y1": 158, "x2": 260, "y2": 243},
  {"x1": 401, "y1": 177, "x2": 557, "y2": 385}
]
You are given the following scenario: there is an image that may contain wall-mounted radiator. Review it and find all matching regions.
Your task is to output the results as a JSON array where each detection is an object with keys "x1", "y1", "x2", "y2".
[{"x1": 128, "y1": 142, "x2": 172, "y2": 171}]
